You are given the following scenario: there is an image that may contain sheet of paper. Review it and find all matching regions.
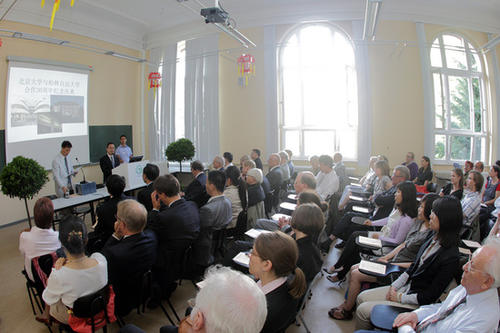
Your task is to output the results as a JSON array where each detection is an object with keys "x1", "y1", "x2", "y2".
[
  {"x1": 462, "y1": 240, "x2": 481, "y2": 248},
  {"x1": 280, "y1": 202, "x2": 297, "y2": 211},
  {"x1": 459, "y1": 247, "x2": 471, "y2": 256},
  {"x1": 358, "y1": 236, "x2": 382, "y2": 248},
  {"x1": 287, "y1": 194, "x2": 297, "y2": 200},
  {"x1": 272, "y1": 213, "x2": 290, "y2": 221},
  {"x1": 233, "y1": 252, "x2": 250, "y2": 267},
  {"x1": 352, "y1": 206, "x2": 370, "y2": 213},
  {"x1": 245, "y1": 228, "x2": 272, "y2": 239},
  {"x1": 359, "y1": 260, "x2": 386, "y2": 275},
  {"x1": 349, "y1": 195, "x2": 365, "y2": 201}
]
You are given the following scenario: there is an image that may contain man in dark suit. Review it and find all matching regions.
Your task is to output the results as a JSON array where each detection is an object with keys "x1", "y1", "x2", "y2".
[
  {"x1": 148, "y1": 174, "x2": 200, "y2": 295},
  {"x1": 100, "y1": 199, "x2": 157, "y2": 316},
  {"x1": 191, "y1": 170, "x2": 232, "y2": 269},
  {"x1": 183, "y1": 160, "x2": 209, "y2": 208},
  {"x1": 137, "y1": 163, "x2": 160, "y2": 211},
  {"x1": 92, "y1": 174, "x2": 131, "y2": 247},
  {"x1": 99, "y1": 142, "x2": 121, "y2": 184},
  {"x1": 265, "y1": 153, "x2": 283, "y2": 212},
  {"x1": 251, "y1": 148, "x2": 263, "y2": 170}
]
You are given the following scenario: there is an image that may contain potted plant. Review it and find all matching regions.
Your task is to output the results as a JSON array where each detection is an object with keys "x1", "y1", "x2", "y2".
[
  {"x1": 165, "y1": 138, "x2": 195, "y2": 172},
  {"x1": 0, "y1": 156, "x2": 49, "y2": 227}
]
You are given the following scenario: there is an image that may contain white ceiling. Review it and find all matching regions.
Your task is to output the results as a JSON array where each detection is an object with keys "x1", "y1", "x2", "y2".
[{"x1": 1, "y1": 0, "x2": 499, "y2": 50}]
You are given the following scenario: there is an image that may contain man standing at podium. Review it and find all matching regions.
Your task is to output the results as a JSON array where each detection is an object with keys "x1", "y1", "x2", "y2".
[
  {"x1": 52, "y1": 140, "x2": 78, "y2": 198},
  {"x1": 100, "y1": 142, "x2": 121, "y2": 184},
  {"x1": 116, "y1": 134, "x2": 133, "y2": 164}
]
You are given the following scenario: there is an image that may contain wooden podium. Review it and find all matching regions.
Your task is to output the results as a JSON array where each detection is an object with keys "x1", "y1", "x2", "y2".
[{"x1": 112, "y1": 161, "x2": 148, "y2": 189}]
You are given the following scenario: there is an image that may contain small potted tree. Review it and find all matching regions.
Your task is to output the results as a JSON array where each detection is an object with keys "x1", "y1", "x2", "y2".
[
  {"x1": 0, "y1": 156, "x2": 49, "y2": 227},
  {"x1": 165, "y1": 138, "x2": 196, "y2": 187}
]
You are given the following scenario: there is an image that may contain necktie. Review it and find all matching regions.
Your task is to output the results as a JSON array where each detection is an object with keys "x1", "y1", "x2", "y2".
[
  {"x1": 415, "y1": 294, "x2": 466, "y2": 332},
  {"x1": 110, "y1": 155, "x2": 115, "y2": 168},
  {"x1": 64, "y1": 156, "x2": 72, "y2": 186}
]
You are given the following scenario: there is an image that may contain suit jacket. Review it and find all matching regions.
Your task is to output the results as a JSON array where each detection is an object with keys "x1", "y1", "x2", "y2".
[
  {"x1": 100, "y1": 230, "x2": 157, "y2": 315},
  {"x1": 184, "y1": 173, "x2": 209, "y2": 208},
  {"x1": 254, "y1": 157, "x2": 263, "y2": 170},
  {"x1": 266, "y1": 167, "x2": 283, "y2": 210},
  {"x1": 95, "y1": 194, "x2": 131, "y2": 242},
  {"x1": 191, "y1": 196, "x2": 232, "y2": 266},
  {"x1": 261, "y1": 282, "x2": 299, "y2": 333},
  {"x1": 405, "y1": 235, "x2": 460, "y2": 305},
  {"x1": 372, "y1": 185, "x2": 397, "y2": 220},
  {"x1": 137, "y1": 183, "x2": 154, "y2": 211},
  {"x1": 99, "y1": 154, "x2": 121, "y2": 184}
]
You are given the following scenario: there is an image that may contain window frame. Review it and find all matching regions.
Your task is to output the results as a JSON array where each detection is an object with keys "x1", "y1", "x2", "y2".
[
  {"x1": 430, "y1": 33, "x2": 488, "y2": 164},
  {"x1": 277, "y1": 23, "x2": 358, "y2": 160}
]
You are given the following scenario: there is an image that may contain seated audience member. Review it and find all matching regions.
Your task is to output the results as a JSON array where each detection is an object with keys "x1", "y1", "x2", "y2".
[
  {"x1": 327, "y1": 194, "x2": 439, "y2": 320},
  {"x1": 241, "y1": 159, "x2": 256, "y2": 179},
  {"x1": 19, "y1": 197, "x2": 61, "y2": 282},
  {"x1": 326, "y1": 181, "x2": 417, "y2": 283},
  {"x1": 99, "y1": 142, "x2": 121, "y2": 184},
  {"x1": 338, "y1": 156, "x2": 378, "y2": 208},
  {"x1": 309, "y1": 155, "x2": 320, "y2": 176},
  {"x1": 385, "y1": 237, "x2": 500, "y2": 333},
  {"x1": 212, "y1": 156, "x2": 225, "y2": 171},
  {"x1": 191, "y1": 170, "x2": 232, "y2": 268},
  {"x1": 402, "y1": 152, "x2": 418, "y2": 181},
  {"x1": 354, "y1": 196, "x2": 462, "y2": 330},
  {"x1": 315, "y1": 155, "x2": 340, "y2": 200},
  {"x1": 266, "y1": 153, "x2": 283, "y2": 208},
  {"x1": 474, "y1": 160, "x2": 485, "y2": 173},
  {"x1": 93, "y1": 174, "x2": 129, "y2": 244},
  {"x1": 251, "y1": 148, "x2": 263, "y2": 170},
  {"x1": 413, "y1": 156, "x2": 433, "y2": 187},
  {"x1": 101, "y1": 200, "x2": 157, "y2": 316},
  {"x1": 279, "y1": 151, "x2": 291, "y2": 183},
  {"x1": 332, "y1": 166, "x2": 410, "y2": 246},
  {"x1": 239, "y1": 154, "x2": 250, "y2": 171},
  {"x1": 334, "y1": 152, "x2": 348, "y2": 191},
  {"x1": 41, "y1": 216, "x2": 107, "y2": 324},
  {"x1": 461, "y1": 170, "x2": 484, "y2": 229},
  {"x1": 148, "y1": 174, "x2": 200, "y2": 291},
  {"x1": 159, "y1": 267, "x2": 267, "y2": 333},
  {"x1": 223, "y1": 152, "x2": 234, "y2": 168},
  {"x1": 463, "y1": 160, "x2": 473, "y2": 178},
  {"x1": 439, "y1": 167, "x2": 464, "y2": 200},
  {"x1": 285, "y1": 149, "x2": 295, "y2": 178},
  {"x1": 479, "y1": 165, "x2": 500, "y2": 240},
  {"x1": 245, "y1": 168, "x2": 266, "y2": 228},
  {"x1": 224, "y1": 166, "x2": 247, "y2": 229},
  {"x1": 184, "y1": 160, "x2": 209, "y2": 208},
  {"x1": 249, "y1": 231, "x2": 307, "y2": 333},
  {"x1": 137, "y1": 163, "x2": 160, "y2": 211}
]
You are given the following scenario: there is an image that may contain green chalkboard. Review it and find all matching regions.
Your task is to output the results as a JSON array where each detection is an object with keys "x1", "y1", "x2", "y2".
[
  {"x1": 89, "y1": 125, "x2": 133, "y2": 163},
  {"x1": 0, "y1": 130, "x2": 5, "y2": 172}
]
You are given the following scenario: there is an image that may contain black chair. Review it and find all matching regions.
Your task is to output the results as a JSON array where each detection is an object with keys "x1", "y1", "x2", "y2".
[
  {"x1": 212, "y1": 228, "x2": 228, "y2": 262},
  {"x1": 370, "y1": 304, "x2": 410, "y2": 332}
]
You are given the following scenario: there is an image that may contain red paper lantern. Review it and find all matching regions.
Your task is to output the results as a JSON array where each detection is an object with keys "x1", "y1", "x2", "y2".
[
  {"x1": 237, "y1": 54, "x2": 255, "y2": 86},
  {"x1": 148, "y1": 72, "x2": 162, "y2": 88}
]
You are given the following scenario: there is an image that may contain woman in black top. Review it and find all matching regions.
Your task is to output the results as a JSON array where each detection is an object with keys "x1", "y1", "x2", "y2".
[
  {"x1": 414, "y1": 156, "x2": 433, "y2": 186},
  {"x1": 439, "y1": 167, "x2": 464, "y2": 200}
]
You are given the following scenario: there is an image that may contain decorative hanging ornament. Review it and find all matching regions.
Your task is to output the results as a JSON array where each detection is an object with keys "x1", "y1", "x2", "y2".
[
  {"x1": 41, "y1": 0, "x2": 75, "y2": 31},
  {"x1": 148, "y1": 72, "x2": 162, "y2": 99},
  {"x1": 0, "y1": 38, "x2": 2, "y2": 47},
  {"x1": 237, "y1": 54, "x2": 255, "y2": 87}
]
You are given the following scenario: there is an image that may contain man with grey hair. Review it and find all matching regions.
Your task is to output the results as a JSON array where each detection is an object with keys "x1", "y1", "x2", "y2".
[
  {"x1": 355, "y1": 237, "x2": 500, "y2": 333},
  {"x1": 265, "y1": 153, "x2": 283, "y2": 212},
  {"x1": 279, "y1": 151, "x2": 291, "y2": 182},
  {"x1": 160, "y1": 267, "x2": 268, "y2": 333},
  {"x1": 212, "y1": 156, "x2": 225, "y2": 171},
  {"x1": 100, "y1": 199, "x2": 157, "y2": 315}
]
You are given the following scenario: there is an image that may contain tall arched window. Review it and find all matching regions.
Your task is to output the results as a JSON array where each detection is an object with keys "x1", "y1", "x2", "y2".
[
  {"x1": 430, "y1": 33, "x2": 487, "y2": 163},
  {"x1": 279, "y1": 24, "x2": 358, "y2": 159}
]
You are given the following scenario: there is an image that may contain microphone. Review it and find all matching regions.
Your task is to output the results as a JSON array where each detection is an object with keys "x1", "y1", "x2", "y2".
[{"x1": 75, "y1": 157, "x2": 87, "y2": 183}]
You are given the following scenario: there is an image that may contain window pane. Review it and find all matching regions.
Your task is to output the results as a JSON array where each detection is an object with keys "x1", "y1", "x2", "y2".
[
  {"x1": 434, "y1": 135, "x2": 446, "y2": 160},
  {"x1": 337, "y1": 129, "x2": 357, "y2": 160},
  {"x1": 284, "y1": 130, "x2": 300, "y2": 156},
  {"x1": 282, "y1": 68, "x2": 301, "y2": 127},
  {"x1": 473, "y1": 137, "x2": 485, "y2": 161},
  {"x1": 175, "y1": 40, "x2": 186, "y2": 140},
  {"x1": 443, "y1": 35, "x2": 467, "y2": 70},
  {"x1": 433, "y1": 73, "x2": 444, "y2": 129},
  {"x1": 304, "y1": 131, "x2": 334, "y2": 156},
  {"x1": 450, "y1": 136, "x2": 471, "y2": 160},
  {"x1": 282, "y1": 34, "x2": 299, "y2": 68},
  {"x1": 302, "y1": 68, "x2": 336, "y2": 126},
  {"x1": 468, "y1": 43, "x2": 481, "y2": 72},
  {"x1": 430, "y1": 41, "x2": 442, "y2": 67},
  {"x1": 472, "y1": 78, "x2": 482, "y2": 133},
  {"x1": 449, "y1": 76, "x2": 470, "y2": 130}
]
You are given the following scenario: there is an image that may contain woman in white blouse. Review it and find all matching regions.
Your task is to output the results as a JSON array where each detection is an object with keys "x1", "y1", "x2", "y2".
[{"x1": 39, "y1": 216, "x2": 107, "y2": 325}]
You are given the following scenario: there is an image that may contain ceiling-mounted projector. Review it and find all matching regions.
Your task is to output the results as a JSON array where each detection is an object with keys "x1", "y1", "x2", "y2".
[{"x1": 200, "y1": 7, "x2": 229, "y2": 24}]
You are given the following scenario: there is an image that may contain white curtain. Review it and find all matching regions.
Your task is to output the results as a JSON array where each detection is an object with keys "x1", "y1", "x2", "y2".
[{"x1": 184, "y1": 34, "x2": 220, "y2": 163}]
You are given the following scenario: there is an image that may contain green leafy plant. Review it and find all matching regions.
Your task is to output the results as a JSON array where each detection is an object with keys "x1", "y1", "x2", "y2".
[
  {"x1": 0, "y1": 156, "x2": 49, "y2": 227},
  {"x1": 165, "y1": 138, "x2": 195, "y2": 172}
]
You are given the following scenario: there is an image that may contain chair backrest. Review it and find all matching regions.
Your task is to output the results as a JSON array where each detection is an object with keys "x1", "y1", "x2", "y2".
[
  {"x1": 72, "y1": 285, "x2": 110, "y2": 318},
  {"x1": 31, "y1": 252, "x2": 59, "y2": 288}
]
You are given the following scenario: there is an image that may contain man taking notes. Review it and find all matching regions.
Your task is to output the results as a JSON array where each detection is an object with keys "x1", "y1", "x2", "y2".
[
  {"x1": 116, "y1": 134, "x2": 133, "y2": 163},
  {"x1": 100, "y1": 142, "x2": 121, "y2": 184},
  {"x1": 52, "y1": 140, "x2": 78, "y2": 198}
]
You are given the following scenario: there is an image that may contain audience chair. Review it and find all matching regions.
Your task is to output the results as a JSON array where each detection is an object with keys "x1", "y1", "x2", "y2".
[
  {"x1": 370, "y1": 304, "x2": 409, "y2": 332},
  {"x1": 294, "y1": 270, "x2": 324, "y2": 333},
  {"x1": 461, "y1": 215, "x2": 481, "y2": 241}
]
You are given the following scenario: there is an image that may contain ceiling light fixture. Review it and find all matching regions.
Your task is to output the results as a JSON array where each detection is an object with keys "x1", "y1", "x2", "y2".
[
  {"x1": 11, "y1": 31, "x2": 68, "y2": 45},
  {"x1": 105, "y1": 51, "x2": 146, "y2": 62},
  {"x1": 363, "y1": 0, "x2": 383, "y2": 40}
]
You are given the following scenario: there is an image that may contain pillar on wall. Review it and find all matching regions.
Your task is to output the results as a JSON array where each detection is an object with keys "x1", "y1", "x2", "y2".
[
  {"x1": 264, "y1": 25, "x2": 279, "y2": 157},
  {"x1": 488, "y1": 33, "x2": 500, "y2": 160}
]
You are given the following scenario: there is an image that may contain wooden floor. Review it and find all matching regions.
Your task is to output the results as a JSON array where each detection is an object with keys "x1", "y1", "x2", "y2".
[{"x1": 0, "y1": 219, "x2": 355, "y2": 333}]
